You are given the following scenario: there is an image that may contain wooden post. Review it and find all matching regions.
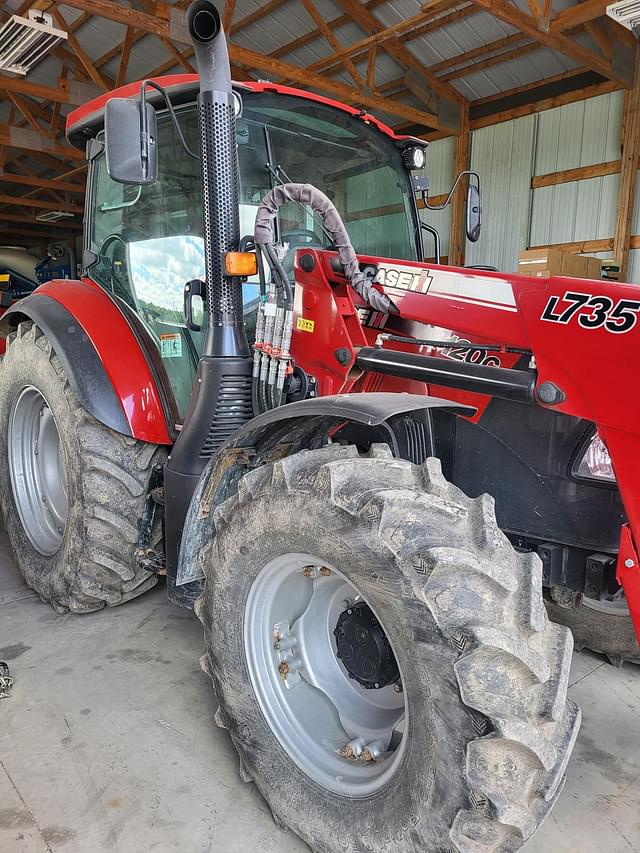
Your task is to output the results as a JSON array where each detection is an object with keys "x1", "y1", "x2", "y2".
[
  {"x1": 614, "y1": 47, "x2": 640, "y2": 281},
  {"x1": 448, "y1": 105, "x2": 470, "y2": 268}
]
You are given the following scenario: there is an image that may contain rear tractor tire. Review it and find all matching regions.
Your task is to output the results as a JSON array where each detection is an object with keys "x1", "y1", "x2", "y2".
[
  {"x1": 198, "y1": 443, "x2": 581, "y2": 853},
  {"x1": 0, "y1": 321, "x2": 166, "y2": 613},
  {"x1": 547, "y1": 595, "x2": 640, "y2": 667}
]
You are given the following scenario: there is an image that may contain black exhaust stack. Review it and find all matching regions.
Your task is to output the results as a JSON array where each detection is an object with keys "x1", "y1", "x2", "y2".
[{"x1": 164, "y1": 0, "x2": 253, "y2": 605}]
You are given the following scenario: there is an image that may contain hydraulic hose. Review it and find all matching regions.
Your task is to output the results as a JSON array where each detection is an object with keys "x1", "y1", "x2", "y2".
[{"x1": 254, "y1": 182, "x2": 396, "y2": 315}]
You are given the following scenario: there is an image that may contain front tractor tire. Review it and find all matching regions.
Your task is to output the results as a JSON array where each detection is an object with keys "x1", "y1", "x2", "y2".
[
  {"x1": 0, "y1": 321, "x2": 166, "y2": 613},
  {"x1": 199, "y1": 444, "x2": 580, "y2": 853}
]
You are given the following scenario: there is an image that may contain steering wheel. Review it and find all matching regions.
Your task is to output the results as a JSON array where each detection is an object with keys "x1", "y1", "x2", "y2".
[{"x1": 281, "y1": 228, "x2": 320, "y2": 249}]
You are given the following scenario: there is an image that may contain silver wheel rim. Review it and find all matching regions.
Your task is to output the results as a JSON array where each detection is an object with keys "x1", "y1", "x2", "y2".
[
  {"x1": 8, "y1": 386, "x2": 69, "y2": 556},
  {"x1": 583, "y1": 590, "x2": 629, "y2": 616},
  {"x1": 244, "y1": 553, "x2": 407, "y2": 796}
]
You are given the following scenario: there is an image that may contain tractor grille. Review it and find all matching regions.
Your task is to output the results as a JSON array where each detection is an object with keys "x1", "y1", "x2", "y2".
[{"x1": 200, "y1": 375, "x2": 253, "y2": 458}]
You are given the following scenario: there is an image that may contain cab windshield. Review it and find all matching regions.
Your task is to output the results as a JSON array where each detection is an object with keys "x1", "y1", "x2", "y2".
[{"x1": 89, "y1": 90, "x2": 418, "y2": 418}]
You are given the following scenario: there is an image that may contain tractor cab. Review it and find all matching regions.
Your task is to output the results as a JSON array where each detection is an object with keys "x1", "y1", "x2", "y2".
[{"x1": 69, "y1": 80, "x2": 422, "y2": 418}]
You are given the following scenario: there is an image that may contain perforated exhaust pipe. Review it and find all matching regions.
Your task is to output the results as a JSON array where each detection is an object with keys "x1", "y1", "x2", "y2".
[
  {"x1": 187, "y1": 0, "x2": 248, "y2": 356},
  {"x1": 165, "y1": 0, "x2": 252, "y2": 605}
]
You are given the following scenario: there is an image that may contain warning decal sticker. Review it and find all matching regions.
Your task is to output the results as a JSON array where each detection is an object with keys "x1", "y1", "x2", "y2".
[
  {"x1": 160, "y1": 332, "x2": 182, "y2": 358},
  {"x1": 296, "y1": 317, "x2": 315, "y2": 333}
]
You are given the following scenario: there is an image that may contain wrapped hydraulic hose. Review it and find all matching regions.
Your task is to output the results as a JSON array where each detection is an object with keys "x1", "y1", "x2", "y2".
[
  {"x1": 254, "y1": 183, "x2": 395, "y2": 315},
  {"x1": 253, "y1": 183, "x2": 396, "y2": 412}
]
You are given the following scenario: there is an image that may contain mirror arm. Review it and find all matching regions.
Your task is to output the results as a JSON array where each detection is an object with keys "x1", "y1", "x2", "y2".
[
  {"x1": 420, "y1": 222, "x2": 441, "y2": 265},
  {"x1": 422, "y1": 170, "x2": 480, "y2": 211},
  {"x1": 139, "y1": 79, "x2": 200, "y2": 162}
]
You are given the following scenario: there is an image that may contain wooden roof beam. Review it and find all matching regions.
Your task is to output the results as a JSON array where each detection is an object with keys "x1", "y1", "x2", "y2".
[
  {"x1": 0, "y1": 172, "x2": 85, "y2": 194},
  {"x1": 0, "y1": 75, "x2": 92, "y2": 106},
  {"x1": 333, "y1": 0, "x2": 465, "y2": 105},
  {"x1": 299, "y1": 0, "x2": 365, "y2": 89},
  {"x1": 296, "y1": 2, "x2": 456, "y2": 76},
  {"x1": 116, "y1": 27, "x2": 137, "y2": 88},
  {"x1": 230, "y1": 44, "x2": 441, "y2": 127},
  {"x1": 471, "y1": 0, "x2": 634, "y2": 86},
  {"x1": 0, "y1": 194, "x2": 83, "y2": 214},
  {"x1": 0, "y1": 211, "x2": 82, "y2": 230},
  {"x1": 52, "y1": 7, "x2": 112, "y2": 91},
  {"x1": 0, "y1": 126, "x2": 84, "y2": 162},
  {"x1": 271, "y1": 0, "x2": 387, "y2": 60},
  {"x1": 551, "y1": 0, "x2": 614, "y2": 31}
]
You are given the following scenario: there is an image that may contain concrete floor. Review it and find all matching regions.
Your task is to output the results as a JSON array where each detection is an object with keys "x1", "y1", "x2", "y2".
[{"x1": 1, "y1": 528, "x2": 639, "y2": 853}]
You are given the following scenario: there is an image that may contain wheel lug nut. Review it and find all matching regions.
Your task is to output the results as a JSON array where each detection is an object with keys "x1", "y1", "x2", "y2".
[
  {"x1": 339, "y1": 737, "x2": 365, "y2": 760},
  {"x1": 393, "y1": 682, "x2": 403, "y2": 693},
  {"x1": 361, "y1": 741, "x2": 384, "y2": 762},
  {"x1": 303, "y1": 566, "x2": 314, "y2": 577},
  {"x1": 278, "y1": 662, "x2": 290, "y2": 677},
  {"x1": 319, "y1": 567, "x2": 331, "y2": 576}
]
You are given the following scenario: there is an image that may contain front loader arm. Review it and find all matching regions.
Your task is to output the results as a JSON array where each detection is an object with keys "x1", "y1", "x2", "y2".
[{"x1": 297, "y1": 251, "x2": 640, "y2": 638}]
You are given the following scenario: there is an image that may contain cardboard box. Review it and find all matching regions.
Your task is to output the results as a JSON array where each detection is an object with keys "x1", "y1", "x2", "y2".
[{"x1": 518, "y1": 248, "x2": 601, "y2": 280}]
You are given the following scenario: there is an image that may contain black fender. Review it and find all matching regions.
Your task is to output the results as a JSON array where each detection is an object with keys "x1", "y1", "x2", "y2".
[
  {"x1": 1, "y1": 293, "x2": 132, "y2": 436},
  {"x1": 174, "y1": 392, "x2": 474, "y2": 599}
]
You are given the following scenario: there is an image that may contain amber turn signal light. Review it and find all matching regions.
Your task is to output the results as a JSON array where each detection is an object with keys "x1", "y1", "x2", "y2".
[{"x1": 224, "y1": 251, "x2": 258, "y2": 277}]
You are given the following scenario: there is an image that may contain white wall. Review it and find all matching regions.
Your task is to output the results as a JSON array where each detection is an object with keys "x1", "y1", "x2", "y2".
[
  {"x1": 466, "y1": 116, "x2": 536, "y2": 272},
  {"x1": 433, "y1": 90, "x2": 640, "y2": 279},
  {"x1": 418, "y1": 136, "x2": 454, "y2": 258}
]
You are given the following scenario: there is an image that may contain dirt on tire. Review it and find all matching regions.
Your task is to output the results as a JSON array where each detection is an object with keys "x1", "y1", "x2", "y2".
[
  {"x1": 197, "y1": 443, "x2": 580, "y2": 853},
  {"x1": 0, "y1": 321, "x2": 166, "y2": 613}
]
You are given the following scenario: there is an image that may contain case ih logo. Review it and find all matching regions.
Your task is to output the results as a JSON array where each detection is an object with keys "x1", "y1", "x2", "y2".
[{"x1": 362, "y1": 263, "x2": 433, "y2": 294}]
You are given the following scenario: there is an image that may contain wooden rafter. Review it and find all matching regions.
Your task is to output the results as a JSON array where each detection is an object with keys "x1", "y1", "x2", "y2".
[
  {"x1": 6, "y1": 92, "x2": 43, "y2": 134},
  {"x1": 470, "y1": 0, "x2": 633, "y2": 87},
  {"x1": 223, "y1": 0, "x2": 237, "y2": 33},
  {"x1": 271, "y1": 0, "x2": 387, "y2": 60},
  {"x1": 52, "y1": 7, "x2": 110, "y2": 91},
  {"x1": 299, "y1": 0, "x2": 365, "y2": 89},
  {"x1": 0, "y1": 193, "x2": 83, "y2": 214},
  {"x1": 332, "y1": 0, "x2": 465, "y2": 105},
  {"x1": 550, "y1": 0, "x2": 612, "y2": 32},
  {"x1": 0, "y1": 211, "x2": 83, "y2": 231},
  {"x1": 160, "y1": 37, "x2": 196, "y2": 73},
  {"x1": 52, "y1": 0, "x2": 440, "y2": 127},
  {"x1": 614, "y1": 48, "x2": 640, "y2": 278},
  {"x1": 0, "y1": 75, "x2": 88, "y2": 106},
  {"x1": 230, "y1": 0, "x2": 288, "y2": 35},
  {"x1": 116, "y1": 27, "x2": 137, "y2": 88},
  {"x1": 0, "y1": 125, "x2": 84, "y2": 162},
  {"x1": 440, "y1": 40, "x2": 539, "y2": 82},
  {"x1": 366, "y1": 45, "x2": 377, "y2": 92},
  {"x1": 0, "y1": 173, "x2": 85, "y2": 194}
]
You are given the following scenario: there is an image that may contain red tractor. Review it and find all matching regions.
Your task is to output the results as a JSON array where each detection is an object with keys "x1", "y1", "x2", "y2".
[{"x1": 0, "y1": 2, "x2": 637, "y2": 850}]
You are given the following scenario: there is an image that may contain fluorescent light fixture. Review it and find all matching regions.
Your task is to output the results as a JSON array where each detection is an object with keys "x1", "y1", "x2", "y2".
[
  {"x1": 606, "y1": 0, "x2": 640, "y2": 31},
  {"x1": 36, "y1": 211, "x2": 75, "y2": 223},
  {"x1": 0, "y1": 10, "x2": 67, "y2": 76}
]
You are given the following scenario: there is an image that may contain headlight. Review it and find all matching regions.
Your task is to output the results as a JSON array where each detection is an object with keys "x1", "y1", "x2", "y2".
[
  {"x1": 402, "y1": 145, "x2": 426, "y2": 171},
  {"x1": 573, "y1": 432, "x2": 616, "y2": 483}
]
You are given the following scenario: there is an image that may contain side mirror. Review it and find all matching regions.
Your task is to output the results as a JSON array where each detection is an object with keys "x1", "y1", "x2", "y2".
[
  {"x1": 466, "y1": 183, "x2": 481, "y2": 242},
  {"x1": 104, "y1": 98, "x2": 158, "y2": 185}
]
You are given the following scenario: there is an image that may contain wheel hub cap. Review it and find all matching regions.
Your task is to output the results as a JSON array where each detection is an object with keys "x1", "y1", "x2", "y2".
[
  {"x1": 334, "y1": 603, "x2": 400, "y2": 690},
  {"x1": 8, "y1": 386, "x2": 69, "y2": 556},
  {"x1": 244, "y1": 553, "x2": 406, "y2": 796}
]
